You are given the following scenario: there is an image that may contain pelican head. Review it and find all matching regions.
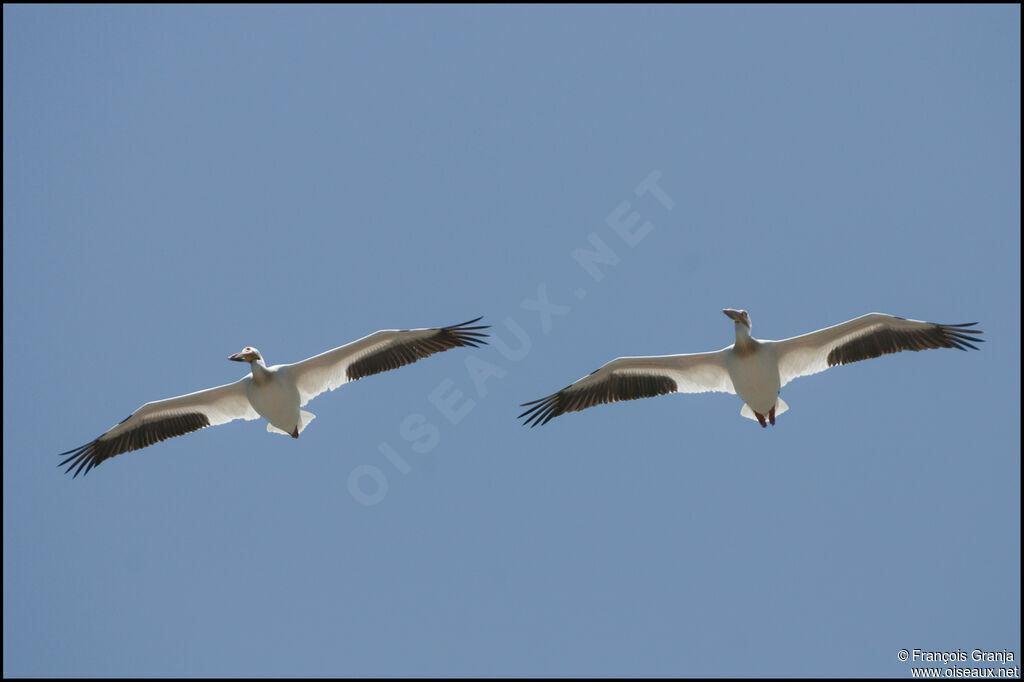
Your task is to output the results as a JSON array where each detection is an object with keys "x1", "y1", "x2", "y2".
[
  {"x1": 228, "y1": 347, "x2": 262, "y2": 363},
  {"x1": 722, "y1": 308, "x2": 751, "y2": 329}
]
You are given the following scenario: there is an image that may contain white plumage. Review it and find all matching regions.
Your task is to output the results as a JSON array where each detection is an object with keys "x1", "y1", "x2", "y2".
[
  {"x1": 518, "y1": 310, "x2": 983, "y2": 428},
  {"x1": 59, "y1": 318, "x2": 488, "y2": 476}
]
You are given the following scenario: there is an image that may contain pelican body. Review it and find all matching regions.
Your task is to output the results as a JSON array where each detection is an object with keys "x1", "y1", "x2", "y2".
[
  {"x1": 228, "y1": 347, "x2": 308, "y2": 438},
  {"x1": 722, "y1": 309, "x2": 785, "y2": 426}
]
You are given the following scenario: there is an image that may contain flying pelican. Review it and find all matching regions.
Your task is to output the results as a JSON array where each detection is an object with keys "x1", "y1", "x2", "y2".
[
  {"x1": 518, "y1": 310, "x2": 983, "y2": 428},
  {"x1": 59, "y1": 317, "x2": 489, "y2": 476}
]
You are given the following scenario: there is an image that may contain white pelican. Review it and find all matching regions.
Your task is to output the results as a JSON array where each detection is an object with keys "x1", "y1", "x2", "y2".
[
  {"x1": 59, "y1": 318, "x2": 489, "y2": 476},
  {"x1": 518, "y1": 310, "x2": 983, "y2": 428}
]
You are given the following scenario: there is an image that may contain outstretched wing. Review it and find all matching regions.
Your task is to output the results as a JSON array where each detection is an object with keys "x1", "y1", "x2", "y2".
[
  {"x1": 519, "y1": 351, "x2": 734, "y2": 427},
  {"x1": 59, "y1": 378, "x2": 259, "y2": 477},
  {"x1": 288, "y1": 317, "x2": 490, "y2": 406},
  {"x1": 774, "y1": 313, "x2": 983, "y2": 387}
]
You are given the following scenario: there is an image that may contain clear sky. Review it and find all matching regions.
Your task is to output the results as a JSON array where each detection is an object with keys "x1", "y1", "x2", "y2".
[{"x1": 3, "y1": 5, "x2": 1019, "y2": 678}]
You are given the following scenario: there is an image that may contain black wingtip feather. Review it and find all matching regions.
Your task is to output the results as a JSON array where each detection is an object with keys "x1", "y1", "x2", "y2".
[
  {"x1": 58, "y1": 411, "x2": 211, "y2": 477},
  {"x1": 518, "y1": 374, "x2": 677, "y2": 427},
  {"x1": 826, "y1": 321, "x2": 985, "y2": 367},
  {"x1": 345, "y1": 317, "x2": 491, "y2": 381}
]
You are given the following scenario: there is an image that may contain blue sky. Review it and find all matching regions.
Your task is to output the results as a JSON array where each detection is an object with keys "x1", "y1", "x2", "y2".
[{"x1": 3, "y1": 5, "x2": 1019, "y2": 677}]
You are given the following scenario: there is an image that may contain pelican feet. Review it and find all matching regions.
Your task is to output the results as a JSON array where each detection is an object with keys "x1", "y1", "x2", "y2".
[
  {"x1": 291, "y1": 427, "x2": 299, "y2": 439},
  {"x1": 754, "y1": 407, "x2": 777, "y2": 428}
]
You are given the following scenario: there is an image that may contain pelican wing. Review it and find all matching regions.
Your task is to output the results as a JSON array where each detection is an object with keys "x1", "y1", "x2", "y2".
[
  {"x1": 775, "y1": 313, "x2": 984, "y2": 387},
  {"x1": 289, "y1": 317, "x2": 489, "y2": 406},
  {"x1": 519, "y1": 351, "x2": 735, "y2": 427},
  {"x1": 59, "y1": 378, "x2": 259, "y2": 477}
]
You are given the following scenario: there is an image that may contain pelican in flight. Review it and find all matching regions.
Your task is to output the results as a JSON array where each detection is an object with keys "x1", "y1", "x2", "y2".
[
  {"x1": 518, "y1": 310, "x2": 983, "y2": 428},
  {"x1": 59, "y1": 318, "x2": 489, "y2": 476}
]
